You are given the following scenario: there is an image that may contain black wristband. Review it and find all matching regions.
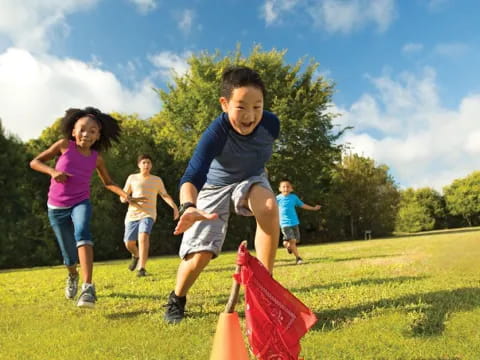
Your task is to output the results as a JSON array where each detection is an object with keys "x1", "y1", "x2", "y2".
[{"x1": 179, "y1": 202, "x2": 196, "y2": 216}]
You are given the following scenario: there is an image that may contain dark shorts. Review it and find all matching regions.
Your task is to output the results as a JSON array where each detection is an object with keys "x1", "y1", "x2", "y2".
[{"x1": 281, "y1": 225, "x2": 300, "y2": 243}]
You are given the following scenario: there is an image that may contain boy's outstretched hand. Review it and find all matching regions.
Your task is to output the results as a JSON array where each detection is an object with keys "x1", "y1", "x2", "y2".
[{"x1": 174, "y1": 207, "x2": 218, "y2": 235}]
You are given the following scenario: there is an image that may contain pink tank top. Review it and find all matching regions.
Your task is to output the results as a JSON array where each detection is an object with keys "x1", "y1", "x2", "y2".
[{"x1": 48, "y1": 140, "x2": 98, "y2": 207}]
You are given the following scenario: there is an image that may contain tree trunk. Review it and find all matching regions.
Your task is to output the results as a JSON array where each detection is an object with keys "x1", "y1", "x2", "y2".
[
  {"x1": 350, "y1": 215, "x2": 355, "y2": 239},
  {"x1": 464, "y1": 214, "x2": 472, "y2": 227}
]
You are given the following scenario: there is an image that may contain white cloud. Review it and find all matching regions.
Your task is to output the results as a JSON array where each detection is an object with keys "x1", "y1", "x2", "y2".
[
  {"x1": 148, "y1": 51, "x2": 191, "y2": 80},
  {"x1": 261, "y1": 0, "x2": 396, "y2": 32},
  {"x1": 402, "y1": 42, "x2": 424, "y2": 54},
  {"x1": 261, "y1": 0, "x2": 300, "y2": 25},
  {"x1": 0, "y1": 48, "x2": 161, "y2": 141},
  {"x1": 434, "y1": 42, "x2": 470, "y2": 58},
  {"x1": 178, "y1": 9, "x2": 195, "y2": 34},
  {"x1": 464, "y1": 129, "x2": 480, "y2": 155},
  {"x1": 335, "y1": 68, "x2": 480, "y2": 191},
  {"x1": 128, "y1": 0, "x2": 157, "y2": 14},
  {"x1": 316, "y1": 0, "x2": 396, "y2": 33},
  {"x1": 0, "y1": 0, "x2": 98, "y2": 53}
]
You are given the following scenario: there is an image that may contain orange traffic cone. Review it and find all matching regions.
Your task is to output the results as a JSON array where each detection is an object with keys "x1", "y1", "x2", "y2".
[{"x1": 210, "y1": 312, "x2": 249, "y2": 360}]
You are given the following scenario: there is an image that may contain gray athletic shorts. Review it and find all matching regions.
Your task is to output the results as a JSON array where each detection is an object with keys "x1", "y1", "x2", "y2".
[
  {"x1": 281, "y1": 225, "x2": 301, "y2": 243},
  {"x1": 179, "y1": 174, "x2": 273, "y2": 259}
]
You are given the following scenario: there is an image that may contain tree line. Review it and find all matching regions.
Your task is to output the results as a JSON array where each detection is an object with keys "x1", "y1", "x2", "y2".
[{"x1": 1, "y1": 47, "x2": 478, "y2": 269}]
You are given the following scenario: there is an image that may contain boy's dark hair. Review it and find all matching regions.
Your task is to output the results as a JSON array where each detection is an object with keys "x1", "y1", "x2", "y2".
[
  {"x1": 137, "y1": 154, "x2": 152, "y2": 163},
  {"x1": 220, "y1": 66, "x2": 266, "y2": 100},
  {"x1": 279, "y1": 179, "x2": 292, "y2": 185},
  {"x1": 61, "y1": 107, "x2": 121, "y2": 151}
]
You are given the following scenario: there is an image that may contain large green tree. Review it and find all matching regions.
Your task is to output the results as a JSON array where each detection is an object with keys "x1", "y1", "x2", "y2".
[{"x1": 155, "y1": 46, "x2": 345, "y2": 246}]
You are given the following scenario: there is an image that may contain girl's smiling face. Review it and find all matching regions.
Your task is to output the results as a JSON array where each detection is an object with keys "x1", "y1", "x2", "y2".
[
  {"x1": 72, "y1": 116, "x2": 101, "y2": 149},
  {"x1": 220, "y1": 85, "x2": 264, "y2": 135}
]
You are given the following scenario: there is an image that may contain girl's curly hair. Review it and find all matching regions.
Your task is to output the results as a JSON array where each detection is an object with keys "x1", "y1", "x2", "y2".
[{"x1": 61, "y1": 107, "x2": 121, "y2": 151}]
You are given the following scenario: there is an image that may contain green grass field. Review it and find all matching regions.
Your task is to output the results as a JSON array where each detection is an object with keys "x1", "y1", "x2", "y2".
[{"x1": 1, "y1": 228, "x2": 480, "y2": 360}]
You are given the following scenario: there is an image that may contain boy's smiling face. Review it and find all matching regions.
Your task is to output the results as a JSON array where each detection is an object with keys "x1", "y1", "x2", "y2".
[
  {"x1": 279, "y1": 181, "x2": 293, "y2": 195},
  {"x1": 220, "y1": 85, "x2": 264, "y2": 135}
]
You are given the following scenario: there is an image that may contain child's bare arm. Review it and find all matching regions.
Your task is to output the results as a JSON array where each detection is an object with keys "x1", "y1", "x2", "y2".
[
  {"x1": 119, "y1": 176, "x2": 132, "y2": 203},
  {"x1": 301, "y1": 203, "x2": 321, "y2": 211},
  {"x1": 158, "y1": 179, "x2": 179, "y2": 220},
  {"x1": 96, "y1": 155, "x2": 143, "y2": 206},
  {"x1": 30, "y1": 139, "x2": 71, "y2": 183}
]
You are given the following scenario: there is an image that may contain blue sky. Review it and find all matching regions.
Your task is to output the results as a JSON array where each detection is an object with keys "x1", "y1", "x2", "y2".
[{"x1": 1, "y1": 0, "x2": 479, "y2": 191}]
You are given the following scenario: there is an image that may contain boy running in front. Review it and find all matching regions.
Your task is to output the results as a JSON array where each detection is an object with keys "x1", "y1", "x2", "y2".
[{"x1": 164, "y1": 66, "x2": 280, "y2": 324}]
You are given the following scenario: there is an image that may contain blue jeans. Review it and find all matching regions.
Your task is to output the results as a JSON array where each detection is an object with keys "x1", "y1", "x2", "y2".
[{"x1": 48, "y1": 199, "x2": 93, "y2": 266}]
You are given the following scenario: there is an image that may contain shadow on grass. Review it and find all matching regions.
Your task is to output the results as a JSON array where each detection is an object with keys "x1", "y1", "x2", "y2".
[
  {"x1": 106, "y1": 292, "x2": 163, "y2": 300},
  {"x1": 313, "y1": 287, "x2": 480, "y2": 337},
  {"x1": 392, "y1": 226, "x2": 480, "y2": 239},
  {"x1": 273, "y1": 253, "x2": 401, "y2": 269},
  {"x1": 330, "y1": 254, "x2": 402, "y2": 262},
  {"x1": 203, "y1": 265, "x2": 239, "y2": 274},
  {"x1": 291, "y1": 275, "x2": 428, "y2": 293},
  {"x1": 186, "y1": 309, "x2": 230, "y2": 319},
  {"x1": 104, "y1": 309, "x2": 153, "y2": 320}
]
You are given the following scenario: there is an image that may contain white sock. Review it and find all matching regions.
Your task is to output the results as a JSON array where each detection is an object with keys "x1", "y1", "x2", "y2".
[{"x1": 82, "y1": 283, "x2": 94, "y2": 290}]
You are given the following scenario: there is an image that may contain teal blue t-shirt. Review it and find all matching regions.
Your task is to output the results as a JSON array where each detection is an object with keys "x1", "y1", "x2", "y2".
[{"x1": 276, "y1": 193, "x2": 304, "y2": 227}]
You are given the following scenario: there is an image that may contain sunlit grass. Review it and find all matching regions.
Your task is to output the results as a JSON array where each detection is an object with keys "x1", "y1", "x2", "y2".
[{"x1": 1, "y1": 228, "x2": 479, "y2": 359}]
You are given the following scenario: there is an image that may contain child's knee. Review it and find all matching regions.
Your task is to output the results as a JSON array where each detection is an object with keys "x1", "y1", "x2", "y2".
[
  {"x1": 125, "y1": 240, "x2": 136, "y2": 251},
  {"x1": 185, "y1": 251, "x2": 213, "y2": 267},
  {"x1": 256, "y1": 199, "x2": 278, "y2": 220}
]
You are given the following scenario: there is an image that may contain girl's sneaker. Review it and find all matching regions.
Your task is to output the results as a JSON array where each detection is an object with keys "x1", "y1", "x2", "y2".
[
  {"x1": 296, "y1": 257, "x2": 304, "y2": 265},
  {"x1": 65, "y1": 273, "x2": 79, "y2": 299},
  {"x1": 77, "y1": 284, "x2": 97, "y2": 308}
]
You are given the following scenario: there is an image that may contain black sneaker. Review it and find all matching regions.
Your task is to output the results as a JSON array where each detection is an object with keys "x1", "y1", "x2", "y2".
[
  {"x1": 287, "y1": 248, "x2": 292, "y2": 254},
  {"x1": 128, "y1": 256, "x2": 139, "y2": 271},
  {"x1": 296, "y1": 257, "x2": 304, "y2": 265},
  {"x1": 137, "y1": 268, "x2": 147, "y2": 277},
  {"x1": 164, "y1": 291, "x2": 186, "y2": 324}
]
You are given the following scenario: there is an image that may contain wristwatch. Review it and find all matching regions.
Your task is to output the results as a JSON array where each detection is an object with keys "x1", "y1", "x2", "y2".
[{"x1": 179, "y1": 202, "x2": 196, "y2": 216}]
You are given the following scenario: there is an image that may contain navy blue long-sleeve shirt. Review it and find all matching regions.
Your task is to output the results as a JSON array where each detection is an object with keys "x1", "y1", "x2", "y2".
[{"x1": 180, "y1": 111, "x2": 280, "y2": 190}]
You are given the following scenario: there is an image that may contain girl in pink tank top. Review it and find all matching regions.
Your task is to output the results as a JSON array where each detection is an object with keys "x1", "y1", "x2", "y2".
[{"x1": 30, "y1": 107, "x2": 144, "y2": 309}]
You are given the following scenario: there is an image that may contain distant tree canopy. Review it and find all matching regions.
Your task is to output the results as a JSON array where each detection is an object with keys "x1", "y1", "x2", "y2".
[
  {"x1": 444, "y1": 171, "x2": 480, "y2": 227},
  {"x1": 395, "y1": 188, "x2": 446, "y2": 233},
  {"x1": 324, "y1": 153, "x2": 400, "y2": 240}
]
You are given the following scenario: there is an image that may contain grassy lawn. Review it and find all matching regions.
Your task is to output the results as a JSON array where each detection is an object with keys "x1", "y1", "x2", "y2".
[{"x1": 1, "y1": 228, "x2": 479, "y2": 360}]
